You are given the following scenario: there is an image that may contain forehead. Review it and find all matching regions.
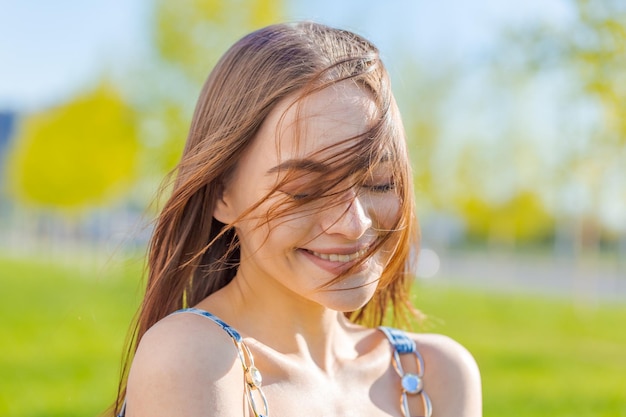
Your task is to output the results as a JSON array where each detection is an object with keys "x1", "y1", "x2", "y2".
[{"x1": 253, "y1": 83, "x2": 378, "y2": 163}]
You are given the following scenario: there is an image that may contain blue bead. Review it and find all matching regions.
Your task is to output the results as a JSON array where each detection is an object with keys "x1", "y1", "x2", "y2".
[{"x1": 401, "y1": 373, "x2": 423, "y2": 394}]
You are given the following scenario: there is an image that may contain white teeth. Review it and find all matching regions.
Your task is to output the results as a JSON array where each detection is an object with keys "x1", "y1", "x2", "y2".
[{"x1": 310, "y1": 248, "x2": 369, "y2": 263}]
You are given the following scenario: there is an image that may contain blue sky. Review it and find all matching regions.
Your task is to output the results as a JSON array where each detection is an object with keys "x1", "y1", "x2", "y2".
[{"x1": 0, "y1": 0, "x2": 571, "y2": 110}]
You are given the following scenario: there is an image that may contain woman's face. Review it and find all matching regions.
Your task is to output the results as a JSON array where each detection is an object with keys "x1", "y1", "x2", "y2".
[{"x1": 214, "y1": 83, "x2": 402, "y2": 312}]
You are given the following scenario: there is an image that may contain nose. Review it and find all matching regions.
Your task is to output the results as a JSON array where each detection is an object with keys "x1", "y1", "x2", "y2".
[{"x1": 321, "y1": 191, "x2": 372, "y2": 239}]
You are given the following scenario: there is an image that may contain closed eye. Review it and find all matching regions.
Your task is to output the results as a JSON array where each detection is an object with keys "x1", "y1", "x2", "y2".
[
  {"x1": 280, "y1": 190, "x2": 310, "y2": 200},
  {"x1": 291, "y1": 193, "x2": 310, "y2": 200},
  {"x1": 363, "y1": 183, "x2": 395, "y2": 193}
]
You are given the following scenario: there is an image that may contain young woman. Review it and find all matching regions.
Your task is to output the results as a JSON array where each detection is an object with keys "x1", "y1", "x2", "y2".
[{"x1": 114, "y1": 22, "x2": 481, "y2": 417}]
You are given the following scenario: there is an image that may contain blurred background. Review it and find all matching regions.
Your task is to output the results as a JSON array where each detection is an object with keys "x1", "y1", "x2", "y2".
[{"x1": 1, "y1": 1, "x2": 625, "y2": 416}]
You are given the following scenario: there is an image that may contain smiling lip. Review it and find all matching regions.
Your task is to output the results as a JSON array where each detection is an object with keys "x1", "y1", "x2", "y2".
[
  {"x1": 307, "y1": 247, "x2": 370, "y2": 263},
  {"x1": 299, "y1": 243, "x2": 374, "y2": 275}
]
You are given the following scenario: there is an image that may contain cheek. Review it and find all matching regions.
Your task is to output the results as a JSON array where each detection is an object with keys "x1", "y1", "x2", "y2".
[
  {"x1": 367, "y1": 194, "x2": 402, "y2": 230},
  {"x1": 235, "y1": 200, "x2": 312, "y2": 253},
  {"x1": 232, "y1": 203, "x2": 274, "y2": 254},
  {"x1": 367, "y1": 195, "x2": 403, "y2": 265}
]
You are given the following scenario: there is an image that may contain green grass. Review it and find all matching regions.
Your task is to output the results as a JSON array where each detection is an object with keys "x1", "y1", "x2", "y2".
[
  {"x1": 1, "y1": 255, "x2": 625, "y2": 416},
  {"x1": 413, "y1": 283, "x2": 626, "y2": 417},
  {"x1": 0, "y1": 256, "x2": 143, "y2": 417}
]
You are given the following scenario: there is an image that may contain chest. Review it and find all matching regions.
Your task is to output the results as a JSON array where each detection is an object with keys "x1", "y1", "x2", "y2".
[{"x1": 253, "y1": 365, "x2": 404, "y2": 417}]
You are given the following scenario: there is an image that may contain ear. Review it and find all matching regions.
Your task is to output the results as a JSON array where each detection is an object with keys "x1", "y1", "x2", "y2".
[{"x1": 213, "y1": 183, "x2": 236, "y2": 225}]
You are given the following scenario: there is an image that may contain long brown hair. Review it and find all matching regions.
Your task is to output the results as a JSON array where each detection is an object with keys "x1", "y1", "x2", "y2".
[{"x1": 113, "y1": 21, "x2": 418, "y2": 415}]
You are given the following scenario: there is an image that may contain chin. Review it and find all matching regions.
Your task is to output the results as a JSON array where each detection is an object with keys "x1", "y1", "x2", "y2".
[
  {"x1": 315, "y1": 280, "x2": 379, "y2": 313},
  {"x1": 307, "y1": 259, "x2": 385, "y2": 312}
]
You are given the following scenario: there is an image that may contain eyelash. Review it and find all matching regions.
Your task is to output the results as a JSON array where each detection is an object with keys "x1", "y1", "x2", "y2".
[
  {"x1": 280, "y1": 191, "x2": 310, "y2": 200},
  {"x1": 363, "y1": 183, "x2": 396, "y2": 193},
  {"x1": 289, "y1": 193, "x2": 310, "y2": 200}
]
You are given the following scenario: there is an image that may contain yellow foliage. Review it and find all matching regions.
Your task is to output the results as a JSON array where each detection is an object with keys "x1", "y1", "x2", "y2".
[
  {"x1": 6, "y1": 84, "x2": 139, "y2": 210},
  {"x1": 575, "y1": 2, "x2": 626, "y2": 145},
  {"x1": 459, "y1": 191, "x2": 554, "y2": 243},
  {"x1": 248, "y1": 0, "x2": 283, "y2": 29},
  {"x1": 155, "y1": 0, "x2": 285, "y2": 84}
]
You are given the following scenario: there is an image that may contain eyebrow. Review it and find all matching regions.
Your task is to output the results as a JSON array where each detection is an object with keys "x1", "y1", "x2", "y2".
[
  {"x1": 266, "y1": 152, "x2": 395, "y2": 176},
  {"x1": 266, "y1": 159, "x2": 330, "y2": 175}
]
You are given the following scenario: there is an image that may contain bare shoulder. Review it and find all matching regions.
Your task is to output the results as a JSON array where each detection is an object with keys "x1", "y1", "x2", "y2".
[
  {"x1": 410, "y1": 332, "x2": 482, "y2": 417},
  {"x1": 411, "y1": 333, "x2": 480, "y2": 379},
  {"x1": 125, "y1": 312, "x2": 245, "y2": 417}
]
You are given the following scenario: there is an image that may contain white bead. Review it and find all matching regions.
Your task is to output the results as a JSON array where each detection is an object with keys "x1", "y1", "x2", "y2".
[{"x1": 246, "y1": 366, "x2": 263, "y2": 389}]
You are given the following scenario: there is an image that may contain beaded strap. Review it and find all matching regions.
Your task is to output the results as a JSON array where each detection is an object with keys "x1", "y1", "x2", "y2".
[
  {"x1": 173, "y1": 308, "x2": 270, "y2": 417},
  {"x1": 378, "y1": 327, "x2": 432, "y2": 417}
]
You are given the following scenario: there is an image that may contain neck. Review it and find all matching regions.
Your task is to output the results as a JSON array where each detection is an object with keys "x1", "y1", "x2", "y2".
[{"x1": 202, "y1": 270, "x2": 364, "y2": 372}]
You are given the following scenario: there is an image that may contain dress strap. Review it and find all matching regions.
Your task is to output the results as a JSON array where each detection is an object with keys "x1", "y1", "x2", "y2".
[
  {"x1": 378, "y1": 326, "x2": 417, "y2": 354},
  {"x1": 378, "y1": 326, "x2": 433, "y2": 417},
  {"x1": 173, "y1": 308, "x2": 269, "y2": 417},
  {"x1": 171, "y1": 308, "x2": 243, "y2": 342}
]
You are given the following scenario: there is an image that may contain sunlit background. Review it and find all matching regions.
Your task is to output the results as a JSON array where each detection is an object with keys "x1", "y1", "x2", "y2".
[{"x1": 1, "y1": 1, "x2": 625, "y2": 416}]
